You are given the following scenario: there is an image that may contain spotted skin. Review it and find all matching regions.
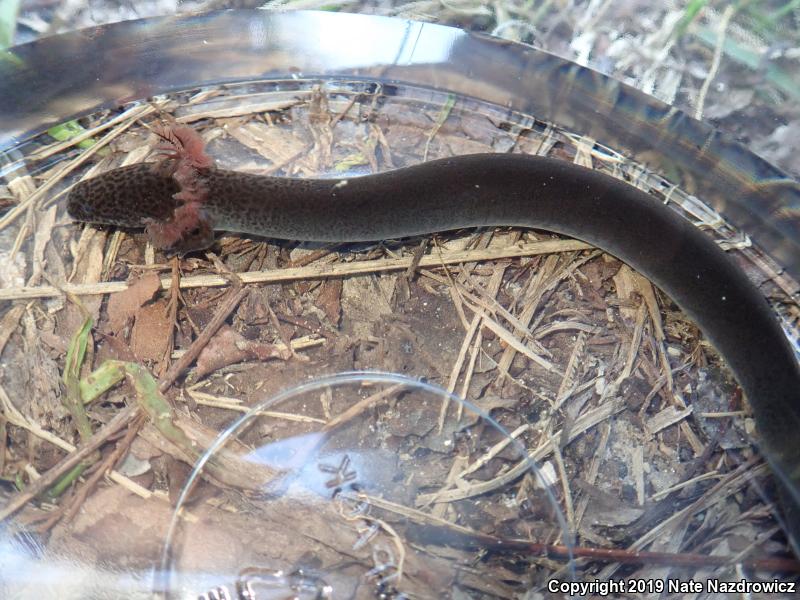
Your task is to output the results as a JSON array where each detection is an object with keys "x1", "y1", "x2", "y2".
[
  {"x1": 67, "y1": 163, "x2": 180, "y2": 227},
  {"x1": 66, "y1": 153, "x2": 800, "y2": 546}
]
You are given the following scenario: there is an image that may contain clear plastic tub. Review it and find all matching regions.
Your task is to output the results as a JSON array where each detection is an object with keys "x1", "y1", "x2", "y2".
[{"x1": 1, "y1": 10, "x2": 798, "y2": 599}]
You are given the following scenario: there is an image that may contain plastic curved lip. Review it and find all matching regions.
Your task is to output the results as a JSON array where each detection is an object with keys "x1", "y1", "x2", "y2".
[{"x1": 0, "y1": 9, "x2": 798, "y2": 280}]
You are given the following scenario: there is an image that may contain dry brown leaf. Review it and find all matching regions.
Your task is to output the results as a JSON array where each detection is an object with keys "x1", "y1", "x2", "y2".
[
  {"x1": 106, "y1": 272, "x2": 161, "y2": 333},
  {"x1": 130, "y1": 300, "x2": 171, "y2": 362},
  {"x1": 194, "y1": 325, "x2": 290, "y2": 379},
  {"x1": 316, "y1": 279, "x2": 342, "y2": 326},
  {"x1": 29, "y1": 204, "x2": 57, "y2": 286}
]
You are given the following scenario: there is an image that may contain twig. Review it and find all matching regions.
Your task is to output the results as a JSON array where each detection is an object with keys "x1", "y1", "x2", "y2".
[
  {"x1": 403, "y1": 238, "x2": 429, "y2": 280},
  {"x1": 159, "y1": 286, "x2": 249, "y2": 392},
  {"x1": 66, "y1": 413, "x2": 146, "y2": 523},
  {"x1": 694, "y1": 5, "x2": 736, "y2": 119},
  {"x1": 0, "y1": 105, "x2": 153, "y2": 232},
  {"x1": 0, "y1": 404, "x2": 140, "y2": 522},
  {"x1": 323, "y1": 384, "x2": 406, "y2": 432},
  {"x1": 423, "y1": 94, "x2": 455, "y2": 161},
  {"x1": 0, "y1": 239, "x2": 592, "y2": 301},
  {"x1": 360, "y1": 492, "x2": 800, "y2": 573},
  {"x1": 36, "y1": 413, "x2": 146, "y2": 533},
  {"x1": 182, "y1": 388, "x2": 326, "y2": 423},
  {"x1": 439, "y1": 314, "x2": 481, "y2": 432},
  {"x1": 286, "y1": 246, "x2": 335, "y2": 268},
  {"x1": 417, "y1": 400, "x2": 624, "y2": 505},
  {"x1": 159, "y1": 257, "x2": 182, "y2": 376}
]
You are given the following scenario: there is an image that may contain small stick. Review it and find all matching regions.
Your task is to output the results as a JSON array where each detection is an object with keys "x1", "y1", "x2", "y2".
[
  {"x1": 0, "y1": 239, "x2": 592, "y2": 301},
  {"x1": 360, "y1": 493, "x2": 800, "y2": 574},
  {"x1": 266, "y1": 300, "x2": 298, "y2": 359},
  {"x1": 403, "y1": 238, "x2": 429, "y2": 281},
  {"x1": 0, "y1": 403, "x2": 140, "y2": 522},
  {"x1": 286, "y1": 246, "x2": 335, "y2": 268},
  {"x1": 36, "y1": 413, "x2": 146, "y2": 533},
  {"x1": 694, "y1": 5, "x2": 736, "y2": 120},
  {"x1": 159, "y1": 286, "x2": 249, "y2": 392},
  {"x1": 159, "y1": 256, "x2": 182, "y2": 376},
  {"x1": 65, "y1": 413, "x2": 146, "y2": 522},
  {"x1": 323, "y1": 384, "x2": 406, "y2": 432},
  {"x1": 275, "y1": 312, "x2": 336, "y2": 341}
]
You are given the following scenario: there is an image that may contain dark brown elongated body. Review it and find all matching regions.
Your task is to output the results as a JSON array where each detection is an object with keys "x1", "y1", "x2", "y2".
[{"x1": 68, "y1": 154, "x2": 800, "y2": 546}]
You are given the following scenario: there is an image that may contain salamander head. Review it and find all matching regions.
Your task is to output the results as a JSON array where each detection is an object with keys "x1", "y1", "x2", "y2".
[{"x1": 67, "y1": 163, "x2": 180, "y2": 228}]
